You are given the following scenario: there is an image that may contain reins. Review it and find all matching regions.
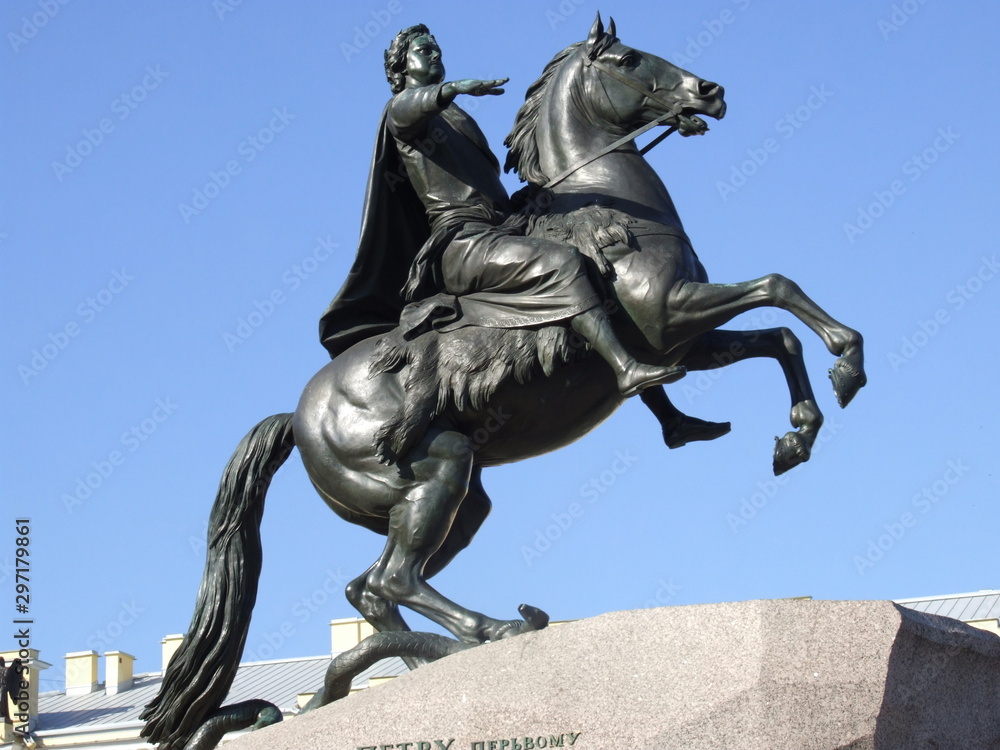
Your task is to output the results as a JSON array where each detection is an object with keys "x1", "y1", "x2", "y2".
[{"x1": 542, "y1": 59, "x2": 684, "y2": 189}]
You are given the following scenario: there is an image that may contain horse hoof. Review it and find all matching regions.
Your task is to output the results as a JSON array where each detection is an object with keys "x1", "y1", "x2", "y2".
[
  {"x1": 486, "y1": 605, "x2": 550, "y2": 641},
  {"x1": 518, "y1": 603, "x2": 550, "y2": 631},
  {"x1": 773, "y1": 432, "x2": 810, "y2": 476},
  {"x1": 829, "y1": 357, "x2": 867, "y2": 408}
]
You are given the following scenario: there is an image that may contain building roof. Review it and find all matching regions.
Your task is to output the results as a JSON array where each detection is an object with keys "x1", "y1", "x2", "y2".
[
  {"x1": 36, "y1": 654, "x2": 407, "y2": 733},
  {"x1": 894, "y1": 589, "x2": 1000, "y2": 622}
]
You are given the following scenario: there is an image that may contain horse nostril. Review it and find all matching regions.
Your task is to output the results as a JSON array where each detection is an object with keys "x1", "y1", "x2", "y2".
[{"x1": 698, "y1": 80, "x2": 720, "y2": 96}]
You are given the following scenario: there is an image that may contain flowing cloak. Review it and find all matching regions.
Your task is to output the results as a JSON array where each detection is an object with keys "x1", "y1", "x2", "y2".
[{"x1": 318, "y1": 104, "x2": 431, "y2": 358}]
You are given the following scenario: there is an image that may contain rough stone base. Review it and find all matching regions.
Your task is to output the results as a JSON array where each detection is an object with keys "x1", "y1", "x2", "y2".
[{"x1": 231, "y1": 600, "x2": 1000, "y2": 750}]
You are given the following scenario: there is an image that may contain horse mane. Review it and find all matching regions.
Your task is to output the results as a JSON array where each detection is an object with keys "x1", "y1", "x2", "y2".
[{"x1": 503, "y1": 42, "x2": 583, "y2": 184}]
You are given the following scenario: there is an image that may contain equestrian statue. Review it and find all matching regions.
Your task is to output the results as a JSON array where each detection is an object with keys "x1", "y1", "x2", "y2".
[{"x1": 141, "y1": 15, "x2": 865, "y2": 749}]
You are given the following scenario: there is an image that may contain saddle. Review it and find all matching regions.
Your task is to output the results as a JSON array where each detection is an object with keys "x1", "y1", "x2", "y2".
[{"x1": 368, "y1": 205, "x2": 637, "y2": 464}]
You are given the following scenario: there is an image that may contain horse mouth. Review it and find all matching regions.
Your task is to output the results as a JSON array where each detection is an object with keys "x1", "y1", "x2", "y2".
[
  {"x1": 676, "y1": 113, "x2": 710, "y2": 136},
  {"x1": 675, "y1": 92, "x2": 726, "y2": 136}
]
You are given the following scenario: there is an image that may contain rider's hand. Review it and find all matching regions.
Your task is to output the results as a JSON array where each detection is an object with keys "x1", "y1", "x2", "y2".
[{"x1": 441, "y1": 78, "x2": 508, "y2": 102}]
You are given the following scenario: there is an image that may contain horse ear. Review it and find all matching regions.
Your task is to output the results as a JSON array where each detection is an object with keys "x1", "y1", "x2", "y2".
[
  {"x1": 607, "y1": 16, "x2": 617, "y2": 40},
  {"x1": 587, "y1": 12, "x2": 605, "y2": 61},
  {"x1": 588, "y1": 12, "x2": 604, "y2": 47}
]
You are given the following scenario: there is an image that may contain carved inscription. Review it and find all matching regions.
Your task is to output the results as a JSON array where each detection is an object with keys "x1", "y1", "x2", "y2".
[{"x1": 357, "y1": 732, "x2": 583, "y2": 750}]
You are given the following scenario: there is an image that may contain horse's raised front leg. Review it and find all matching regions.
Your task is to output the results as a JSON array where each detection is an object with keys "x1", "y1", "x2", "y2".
[
  {"x1": 665, "y1": 274, "x2": 866, "y2": 407},
  {"x1": 680, "y1": 328, "x2": 823, "y2": 474}
]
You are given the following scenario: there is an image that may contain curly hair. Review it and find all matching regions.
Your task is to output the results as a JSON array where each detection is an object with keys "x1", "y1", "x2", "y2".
[{"x1": 384, "y1": 24, "x2": 432, "y2": 94}]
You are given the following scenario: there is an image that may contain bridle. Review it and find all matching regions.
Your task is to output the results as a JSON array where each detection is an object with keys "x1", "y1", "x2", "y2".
[{"x1": 542, "y1": 57, "x2": 706, "y2": 189}]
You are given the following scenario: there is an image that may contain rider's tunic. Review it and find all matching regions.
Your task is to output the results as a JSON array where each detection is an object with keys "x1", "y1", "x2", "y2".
[{"x1": 389, "y1": 83, "x2": 600, "y2": 329}]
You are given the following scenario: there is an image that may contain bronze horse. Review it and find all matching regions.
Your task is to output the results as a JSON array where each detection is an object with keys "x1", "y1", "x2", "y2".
[{"x1": 142, "y1": 16, "x2": 864, "y2": 750}]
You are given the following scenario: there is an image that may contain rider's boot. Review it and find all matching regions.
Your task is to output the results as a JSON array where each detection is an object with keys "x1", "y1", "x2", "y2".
[
  {"x1": 570, "y1": 307, "x2": 685, "y2": 397},
  {"x1": 640, "y1": 386, "x2": 731, "y2": 449}
]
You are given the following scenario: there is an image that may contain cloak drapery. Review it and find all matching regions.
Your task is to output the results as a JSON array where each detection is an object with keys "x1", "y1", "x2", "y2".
[{"x1": 318, "y1": 105, "x2": 431, "y2": 358}]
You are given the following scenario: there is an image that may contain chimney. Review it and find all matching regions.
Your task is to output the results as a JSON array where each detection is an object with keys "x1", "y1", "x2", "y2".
[
  {"x1": 296, "y1": 693, "x2": 315, "y2": 710},
  {"x1": 105, "y1": 651, "x2": 135, "y2": 694},
  {"x1": 161, "y1": 634, "x2": 184, "y2": 673},
  {"x1": 1, "y1": 648, "x2": 49, "y2": 734},
  {"x1": 64, "y1": 651, "x2": 99, "y2": 696},
  {"x1": 330, "y1": 617, "x2": 374, "y2": 654}
]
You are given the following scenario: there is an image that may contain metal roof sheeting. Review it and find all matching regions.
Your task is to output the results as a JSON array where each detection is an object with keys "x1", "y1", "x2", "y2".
[
  {"x1": 894, "y1": 589, "x2": 1000, "y2": 622},
  {"x1": 37, "y1": 655, "x2": 407, "y2": 732}
]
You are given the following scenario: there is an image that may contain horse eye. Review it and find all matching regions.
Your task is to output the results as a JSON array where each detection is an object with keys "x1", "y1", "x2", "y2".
[{"x1": 619, "y1": 53, "x2": 637, "y2": 67}]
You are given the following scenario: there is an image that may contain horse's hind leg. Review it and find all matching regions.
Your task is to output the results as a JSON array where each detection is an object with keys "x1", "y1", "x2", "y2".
[
  {"x1": 361, "y1": 428, "x2": 531, "y2": 643},
  {"x1": 666, "y1": 274, "x2": 866, "y2": 407},
  {"x1": 345, "y1": 469, "x2": 493, "y2": 667},
  {"x1": 423, "y1": 467, "x2": 492, "y2": 579},
  {"x1": 682, "y1": 328, "x2": 823, "y2": 474},
  {"x1": 346, "y1": 564, "x2": 411, "y2": 633},
  {"x1": 347, "y1": 469, "x2": 491, "y2": 625}
]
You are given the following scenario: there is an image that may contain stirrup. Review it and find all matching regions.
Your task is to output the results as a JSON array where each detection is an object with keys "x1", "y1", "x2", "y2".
[{"x1": 619, "y1": 365, "x2": 686, "y2": 398}]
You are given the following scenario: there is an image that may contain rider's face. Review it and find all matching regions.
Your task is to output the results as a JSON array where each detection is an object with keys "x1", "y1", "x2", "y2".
[{"x1": 405, "y1": 35, "x2": 445, "y2": 88}]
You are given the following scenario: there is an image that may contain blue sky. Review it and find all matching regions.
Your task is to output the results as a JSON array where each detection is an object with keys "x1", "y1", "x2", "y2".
[{"x1": 2, "y1": 0, "x2": 998, "y2": 691}]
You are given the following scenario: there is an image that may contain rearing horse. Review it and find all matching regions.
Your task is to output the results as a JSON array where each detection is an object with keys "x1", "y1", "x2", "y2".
[{"x1": 141, "y1": 17, "x2": 865, "y2": 750}]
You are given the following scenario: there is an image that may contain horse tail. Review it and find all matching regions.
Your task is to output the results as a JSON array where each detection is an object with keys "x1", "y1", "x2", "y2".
[{"x1": 140, "y1": 413, "x2": 296, "y2": 750}]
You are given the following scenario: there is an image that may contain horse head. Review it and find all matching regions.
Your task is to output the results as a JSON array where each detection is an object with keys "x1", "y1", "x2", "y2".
[
  {"x1": 580, "y1": 13, "x2": 726, "y2": 137},
  {"x1": 505, "y1": 13, "x2": 727, "y2": 186}
]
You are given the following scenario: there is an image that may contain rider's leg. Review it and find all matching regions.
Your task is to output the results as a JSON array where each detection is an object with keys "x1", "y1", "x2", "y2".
[
  {"x1": 571, "y1": 305, "x2": 685, "y2": 397},
  {"x1": 441, "y1": 234, "x2": 685, "y2": 397},
  {"x1": 639, "y1": 385, "x2": 731, "y2": 449}
]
